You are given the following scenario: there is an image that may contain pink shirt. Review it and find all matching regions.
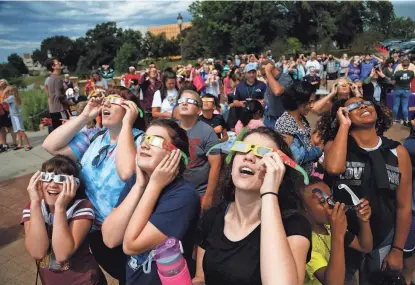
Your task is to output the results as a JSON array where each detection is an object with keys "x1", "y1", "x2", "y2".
[{"x1": 235, "y1": 119, "x2": 264, "y2": 135}]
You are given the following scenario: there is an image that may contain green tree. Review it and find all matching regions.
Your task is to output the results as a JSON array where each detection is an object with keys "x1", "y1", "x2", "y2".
[
  {"x1": 351, "y1": 30, "x2": 383, "y2": 54},
  {"x1": 389, "y1": 17, "x2": 415, "y2": 40},
  {"x1": 114, "y1": 43, "x2": 140, "y2": 73},
  {"x1": 142, "y1": 32, "x2": 169, "y2": 59},
  {"x1": 362, "y1": 1, "x2": 394, "y2": 36},
  {"x1": 31, "y1": 49, "x2": 43, "y2": 65},
  {"x1": 286, "y1": 38, "x2": 302, "y2": 54},
  {"x1": 182, "y1": 26, "x2": 207, "y2": 59},
  {"x1": 0, "y1": 63, "x2": 20, "y2": 79},
  {"x1": 75, "y1": 56, "x2": 90, "y2": 77},
  {"x1": 7, "y1": 53, "x2": 29, "y2": 75},
  {"x1": 119, "y1": 29, "x2": 144, "y2": 57},
  {"x1": 84, "y1": 22, "x2": 123, "y2": 68}
]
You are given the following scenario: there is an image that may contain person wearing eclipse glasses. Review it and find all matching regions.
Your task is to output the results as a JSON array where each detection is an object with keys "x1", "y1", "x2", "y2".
[
  {"x1": 302, "y1": 176, "x2": 372, "y2": 285},
  {"x1": 318, "y1": 97, "x2": 412, "y2": 284},
  {"x1": 43, "y1": 86, "x2": 146, "y2": 284},
  {"x1": 192, "y1": 127, "x2": 312, "y2": 285},
  {"x1": 22, "y1": 155, "x2": 106, "y2": 285},
  {"x1": 177, "y1": 90, "x2": 221, "y2": 210},
  {"x1": 102, "y1": 118, "x2": 200, "y2": 285}
]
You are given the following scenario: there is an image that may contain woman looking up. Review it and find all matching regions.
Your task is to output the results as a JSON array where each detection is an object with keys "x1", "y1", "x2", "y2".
[
  {"x1": 193, "y1": 127, "x2": 312, "y2": 285},
  {"x1": 43, "y1": 87, "x2": 146, "y2": 284}
]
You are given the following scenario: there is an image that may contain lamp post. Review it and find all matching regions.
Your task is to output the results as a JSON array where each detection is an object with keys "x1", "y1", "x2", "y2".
[{"x1": 177, "y1": 13, "x2": 183, "y2": 60}]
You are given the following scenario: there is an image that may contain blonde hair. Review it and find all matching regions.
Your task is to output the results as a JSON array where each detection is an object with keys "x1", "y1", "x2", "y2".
[{"x1": 3, "y1": 86, "x2": 22, "y2": 107}]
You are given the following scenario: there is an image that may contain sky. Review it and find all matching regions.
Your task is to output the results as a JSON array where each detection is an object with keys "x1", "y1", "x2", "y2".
[{"x1": 0, "y1": 1, "x2": 415, "y2": 63}]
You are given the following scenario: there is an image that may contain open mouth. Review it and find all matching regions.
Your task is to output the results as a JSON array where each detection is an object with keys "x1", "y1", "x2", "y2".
[
  {"x1": 361, "y1": 111, "x2": 370, "y2": 117},
  {"x1": 47, "y1": 190, "x2": 60, "y2": 196},
  {"x1": 240, "y1": 166, "x2": 254, "y2": 176},
  {"x1": 103, "y1": 110, "x2": 111, "y2": 116}
]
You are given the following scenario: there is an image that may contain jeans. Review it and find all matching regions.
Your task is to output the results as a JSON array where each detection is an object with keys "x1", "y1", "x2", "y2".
[
  {"x1": 264, "y1": 116, "x2": 277, "y2": 129},
  {"x1": 392, "y1": 89, "x2": 411, "y2": 121}
]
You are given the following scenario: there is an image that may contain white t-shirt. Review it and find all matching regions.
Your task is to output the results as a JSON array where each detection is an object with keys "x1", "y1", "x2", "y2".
[
  {"x1": 306, "y1": 60, "x2": 321, "y2": 74},
  {"x1": 152, "y1": 89, "x2": 178, "y2": 113}
]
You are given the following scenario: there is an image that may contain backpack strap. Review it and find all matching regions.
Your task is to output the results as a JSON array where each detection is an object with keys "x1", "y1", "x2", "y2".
[
  {"x1": 89, "y1": 130, "x2": 107, "y2": 144},
  {"x1": 133, "y1": 133, "x2": 142, "y2": 142}
]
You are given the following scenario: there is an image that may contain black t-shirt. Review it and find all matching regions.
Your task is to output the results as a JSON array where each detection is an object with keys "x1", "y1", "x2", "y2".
[
  {"x1": 198, "y1": 204, "x2": 312, "y2": 285},
  {"x1": 199, "y1": 114, "x2": 228, "y2": 138}
]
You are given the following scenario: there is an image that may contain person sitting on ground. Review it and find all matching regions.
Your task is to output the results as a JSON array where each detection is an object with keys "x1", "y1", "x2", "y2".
[
  {"x1": 199, "y1": 94, "x2": 228, "y2": 142},
  {"x1": 22, "y1": 155, "x2": 106, "y2": 285},
  {"x1": 303, "y1": 177, "x2": 372, "y2": 285}
]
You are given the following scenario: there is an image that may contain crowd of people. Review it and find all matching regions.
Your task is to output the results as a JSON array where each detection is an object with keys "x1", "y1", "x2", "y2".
[{"x1": 6, "y1": 49, "x2": 415, "y2": 285}]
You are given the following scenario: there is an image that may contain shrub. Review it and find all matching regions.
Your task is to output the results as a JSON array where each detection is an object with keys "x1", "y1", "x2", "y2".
[{"x1": 21, "y1": 89, "x2": 49, "y2": 131}]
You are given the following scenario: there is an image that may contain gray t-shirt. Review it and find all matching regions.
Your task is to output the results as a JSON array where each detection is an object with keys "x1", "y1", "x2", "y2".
[
  {"x1": 47, "y1": 74, "x2": 64, "y2": 113},
  {"x1": 182, "y1": 120, "x2": 220, "y2": 195},
  {"x1": 264, "y1": 72, "x2": 293, "y2": 118}
]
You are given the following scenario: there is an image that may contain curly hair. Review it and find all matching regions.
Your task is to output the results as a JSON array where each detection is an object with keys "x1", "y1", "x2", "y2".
[
  {"x1": 316, "y1": 99, "x2": 393, "y2": 144},
  {"x1": 213, "y1": 127, "x2": 306, "y2": 215},
  {"x1": 281, "y1": 81, "x2": 313, "y2": 111}
]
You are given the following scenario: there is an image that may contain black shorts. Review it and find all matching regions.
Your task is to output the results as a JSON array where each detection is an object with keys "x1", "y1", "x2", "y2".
[
  {"x1": 49, "y1": 111, "x2": 67, "y2": 131},
  {"x1": 0, "y1": 113, "x2": 12, "y2": 128}
]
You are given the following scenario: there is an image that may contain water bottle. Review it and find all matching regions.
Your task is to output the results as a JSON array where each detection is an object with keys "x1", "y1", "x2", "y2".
[{"x1": 154, "y1": 237, "x2": 192, "y2": 285}]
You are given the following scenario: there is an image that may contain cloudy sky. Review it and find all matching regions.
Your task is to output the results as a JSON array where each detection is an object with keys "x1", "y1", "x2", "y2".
[{"x1": 0, "y1": 1, "x2": 415, "y2": 63}]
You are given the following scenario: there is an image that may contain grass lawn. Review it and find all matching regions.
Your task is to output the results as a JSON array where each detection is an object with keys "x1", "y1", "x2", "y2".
[{"x1": 22, "y1": 75, "x2": 47, "y2": 88}]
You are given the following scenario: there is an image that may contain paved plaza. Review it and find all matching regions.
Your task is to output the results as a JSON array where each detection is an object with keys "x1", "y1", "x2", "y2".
[{"x1": 0, "y1": 118, "x2": 411, "y2": 284}]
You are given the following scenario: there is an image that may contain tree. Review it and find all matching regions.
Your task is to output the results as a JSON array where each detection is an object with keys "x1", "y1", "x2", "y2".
[
  {"x1": 119, "y1": 29, "x2": 144, "y2": 57},
  {"x1": 351, "y1": 30, "x2": 383, "y2": 54},
  {"x1": 114, "y1": 43, "x2": 140, "y2": 73},
  {"x1": 0, "y1": 63, "x2": 20, "y2": 82},
  {"x1": 286, "y1": 38, "x2": 302, "y2": 54},
  {"x1": 7, "y1": 53, "x2": 29, "y2": 75},
  {"x1": 389, "y1": 17, "x2": 415, "y2": 40},
  {"x1": 142, "y1": 32, "x2": 169, "y2": 59},
  {"x1": 183, "y1": 26, "x2": 207, "y2": 59},
  {"x1": 84, "y1": 22, "x2": 123, "y2": 68},
  {"x1": 31, "y1": 49, "x2": 43, "y2": 65},
  {"x1": 362, "y1": 1, "x2": 394, "y2": 36},
  {"x1": 75, "y1": 56, "x2": 90, "y2": 77}
]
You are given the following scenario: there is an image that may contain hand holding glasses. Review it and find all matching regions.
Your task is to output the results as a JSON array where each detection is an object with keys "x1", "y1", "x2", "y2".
[{"x1": 312, "y1": 183, "x2": 362, "y2": 213}]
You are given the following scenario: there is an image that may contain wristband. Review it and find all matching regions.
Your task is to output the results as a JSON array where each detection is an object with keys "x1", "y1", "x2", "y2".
[
  {"x1": 391, "y1": 245, "x2": 404, "y2": 252},
  {"x1": 261, "y1": 192, "x2": 279, "y2": 198}
]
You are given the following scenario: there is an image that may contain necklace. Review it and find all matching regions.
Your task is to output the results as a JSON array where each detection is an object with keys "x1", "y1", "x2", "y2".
[{"x1": 316, "y1": 229, "x2": 331, "y2": 256}]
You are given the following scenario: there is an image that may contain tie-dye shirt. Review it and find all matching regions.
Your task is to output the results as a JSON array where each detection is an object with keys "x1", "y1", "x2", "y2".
[{"x1": 69, "y1": 128, "x2": 143, "y2": 224}]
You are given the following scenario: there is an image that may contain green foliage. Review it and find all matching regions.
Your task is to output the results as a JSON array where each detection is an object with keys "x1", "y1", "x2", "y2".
[
  {"x1": 75, "y1": 56, "x2": 90, "y2": 77},
  {"x1": 389, "y1": 17, "x2": 415, "y2": 40},
  {"x1": 7, "y1": 53, "x2": 29, "y2": 74},
  {"x1": 0, "y1": 63, "x2": 20, "y2": 80},
  {"x1": 21, "y1": 89, "x2": 49, "y2": 131},
  {"x1": 351, "y1": 31, "x2": 383, "y2": 54},
  {"x1": 286, "y1": 38, "x2": 302, "y2": 54},
  {"x1": 114, "y1": 43, "x2": 140, "y2": 73},
  {"x1": 22, "y1": 75, "x2": 48, "y2": 89}
]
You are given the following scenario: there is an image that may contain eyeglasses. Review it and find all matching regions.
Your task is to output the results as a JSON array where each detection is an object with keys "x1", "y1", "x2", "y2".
[
  {"x1": 230, "y1": 141, "x2": 274, "y2": 157},
  {"x1": 312, "y1": 188, "x2": 358, "y2": 212},
  {"x1": 138, "y1": 134, "x2": 189, "y2": 166},
  {"x1": 178, "y1": 98, "x2": 200, "y2": 107},
  {"x1": 345, "y1": 100, "x2": 373, "y2": 112},
  {"x1": 201, "y1": 97, "x2": 215, "y2": 103},
  {"x1": 103, "y1": 95, "x2": 144, "y2": 118},
  {"x1": 40, "y1": 172, "x2": 80, "y2": 184},
  {"x1": 92, "y1": 144, "x2": 113, "y2": 168}
]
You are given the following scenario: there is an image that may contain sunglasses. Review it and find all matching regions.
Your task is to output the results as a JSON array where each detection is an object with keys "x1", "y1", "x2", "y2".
[
  {"x1": 92, "y1": 144, "x2": 113, "y2": 168},
  {"x1": 103, "y1": 95, "x2": 144, "y2": 118},
  {"x1": 178, "y1": 98, "x2": 200, "y2": 107},
  {"x1": 40, "y1": 172, "x2": 80, "y2": 184},
  {"x1": 139, "y1": 134, "x2": 189, "y2": 166},
  {"x1": 344, "y1": 100, "x2": 373, "y2": 112},
  {"x1": 229, "y1": 141, "x2": 309, "y2": 185},
  {"x1": 202, "y1": 97, "x2": 215, "y2": 103},
  {"x1": 312, "y1": 188, "x2": 357, "y2": 212}
]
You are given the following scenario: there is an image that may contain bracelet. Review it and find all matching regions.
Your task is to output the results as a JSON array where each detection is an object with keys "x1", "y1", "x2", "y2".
[
  {"x1": 391, "y1": 245, "x2": 404, "y2": 252},
  {"x1": 261, "y1": 192, "x2": 279, "y2": 198}
]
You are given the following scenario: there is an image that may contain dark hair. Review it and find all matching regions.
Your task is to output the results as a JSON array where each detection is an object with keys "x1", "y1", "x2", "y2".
[
  {"x1": 106, "y1": 86, "x2": 147, "y2": 131},
  {"x1": 213, "y1": 127, "x2": 305, "y2": 214},
  {"x1": 240, "y1": 100, "x2": 263, "y2": 126},
  {"x1": 281, "y1": 81, "x2": 313, "y2": 111},
  {"x1": 385, "y1": 58, "x2": 394, "y2": 66},
  {"x1": 41, "y1": 155, "x2": 86, "y2": 200},
  {"x1": 317, "y1": 98, "x2": 393, "y2": 144},
  {"x1": 201, "y1": 93, "x2": 218, "y2": 107},
  {"x1": 178, "y1": 82, "x2": 197, "y2": 97},
  {"x1": 160, "y1": 71, "x2": 178, "y2": 101},
  {"x1": 92, "y1": 71, "x2": 102, "y2": 82},
  {"x1": 228, "y1": 66, "x2": 238, "y2": 79},
  {"x1": 149, "y1": 119, "x2": 189, "y2": 176},
  {"x1": 45, "y1": 58, "x2": 59, "y2": 72}
]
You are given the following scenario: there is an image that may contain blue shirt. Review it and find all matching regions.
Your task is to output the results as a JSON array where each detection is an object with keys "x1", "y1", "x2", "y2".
[
  {"x1": 4, "y1": 96, "x2": 21, "y2": 116},
  {"x1": 68, "y1": 128, "x2": 143, "y2": 223},
  {"x1": 126, "y1": 178, "x2": 200, "y2": 285},
  {"x1": 348, "y1": 64, "x2": 361, "y2": 81},
  {"x1": 360, "y1": 59, "x2": 378, "y2": 81},
  {"x1": 234, "y1": 80, "x2": 267, "y2": 101}
]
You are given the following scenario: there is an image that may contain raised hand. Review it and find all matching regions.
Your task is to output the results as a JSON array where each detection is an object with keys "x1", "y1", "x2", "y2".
[
  {"x1": 55, "y1": 177, "x2": 78, "y2": 210},
  {"x1": 82, "y1": 96, "x2": 104, "y2": 121},
  {"x1": 27, "y1": 171, "x2": 43, "y2": 202},
  {"x1": 149, "y1": 149, "x2": 181, "y2": 190},
  {"x1": 121, "y1": 100, "x2": 139, "y2": 126},
  {"x1": 337, "y1": 107, "x2": 351, "y2": 127},
  {"x1": 329, "y1": 202, "x2": 347, "y2": 238},
  {"x1": 259, "y1": 152, "x2": 286, "y2": 195},
  {"x1": 356, "y1": 198, "x2": 371, "y2": 223}
]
